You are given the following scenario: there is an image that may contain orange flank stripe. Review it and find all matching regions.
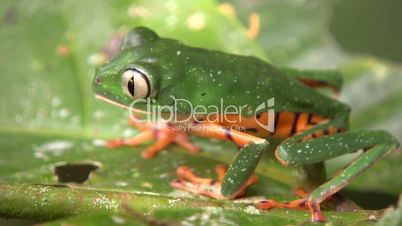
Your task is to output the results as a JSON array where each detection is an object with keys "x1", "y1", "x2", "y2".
[
  {"x1": 298, "y1": 78, "x2": 327, "y2": 88},
  {"x1": 296, "y1": 113, "x2": 309, "y2": 133},
  {"x1": 189, "y1": 122, "x2": 264, "y2": 147},
  {"x1": 302, "y1": 134, "x2": 313, "y2": 141},
  {"x1": 195, "y1": 111, "x2": 333, "y2": 140},
  {"x1": 302, "y1": 126, "x2": 342, "y2": 141},
  {"x1": 298, "y1": 78, "x2": 339, "y2": 94},
  {"x1": 311, "y1": 115, "x2": 327, "y2": 125},
  {"x1": 273, "y1": 112, "x2": 330, "y2": 138},
  {"x1": 206, "y1": 113, "x2": 273, "y2": 137},
  {"x1": 313, "y1": 130, "x2": 324, "y2": 138},
  {"x1": 274, "y1": 112, "x2": 296, "y2": 137},
  {"x1": 328, "y1": 126, "x2": 338, "y2": 134}
]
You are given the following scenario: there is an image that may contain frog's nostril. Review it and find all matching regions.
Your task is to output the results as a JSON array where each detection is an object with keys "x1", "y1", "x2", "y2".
[{"x1": 95, "y1": 77, "x2": 102, "y2": 85}]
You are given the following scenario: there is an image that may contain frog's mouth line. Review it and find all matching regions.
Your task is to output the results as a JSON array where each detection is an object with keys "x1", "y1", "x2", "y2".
[{"x1": 95, "y1": 94, "x2": 150, "y2": 115}]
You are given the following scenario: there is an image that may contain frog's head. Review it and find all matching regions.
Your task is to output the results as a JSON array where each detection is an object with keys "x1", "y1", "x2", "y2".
[{"x1": 93, "y1": 27, "x2": 163, "y2": 113}]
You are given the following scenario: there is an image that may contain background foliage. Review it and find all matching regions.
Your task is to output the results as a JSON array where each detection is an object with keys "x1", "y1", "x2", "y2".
[{"x1": 0, "y1": 0, "x2": 401, "y2": 225}]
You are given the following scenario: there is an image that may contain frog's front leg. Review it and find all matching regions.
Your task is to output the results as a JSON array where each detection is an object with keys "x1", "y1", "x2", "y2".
[
  {"x1": 258, "y1": 128, "x2": 400, "y2": 222},
  {"x1": 172, "y1": 122, "x2": 268, "y2": 199},
  {"x1": 107, "y1": 117, "x2": 200, "y2": 159}
]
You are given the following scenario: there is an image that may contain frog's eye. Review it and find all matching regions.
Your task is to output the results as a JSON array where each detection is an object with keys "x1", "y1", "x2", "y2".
[{"x1": 121, "y1": 68, "x2": 151, "y2": 99}]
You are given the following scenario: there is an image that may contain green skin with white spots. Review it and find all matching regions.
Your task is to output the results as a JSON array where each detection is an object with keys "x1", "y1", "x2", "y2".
[{"x1": 93, "y1": 27, "x2": 400, "y2": 211}]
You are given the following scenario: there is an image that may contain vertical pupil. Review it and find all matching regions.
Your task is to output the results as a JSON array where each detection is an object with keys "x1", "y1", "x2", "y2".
[{"x1": 127, "y1": 77, "x2": 134, "y2": 97}]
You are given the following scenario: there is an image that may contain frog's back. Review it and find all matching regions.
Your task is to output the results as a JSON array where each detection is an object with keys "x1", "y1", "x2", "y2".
[{"x1": 150, "y1": 38, "x2": 347, "y2": 119}]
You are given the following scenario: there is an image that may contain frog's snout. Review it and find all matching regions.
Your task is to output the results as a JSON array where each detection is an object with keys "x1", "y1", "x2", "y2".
[
  {"x1": 94, "y1": 76, "x2": 102, "y2": 85},
  {"x1": 92, "y1": 75, "x2": 103, "y2": 96},
  {"x1": 93, "y1": 67, "x2": 102, "y2": 85}
]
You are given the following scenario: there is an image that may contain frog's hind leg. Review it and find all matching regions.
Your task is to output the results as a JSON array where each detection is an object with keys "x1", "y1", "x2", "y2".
[
  {"x1": 259, "y1": 129, "x2": 400, "y2": 222},
  {"x1": 171, "y1": 122, "x2": 267, "y2": 199},
  {"x1": 278, "y1": 67, "x2": 343, "y2": 93},
  {"x1": 106, "y1": 117, "x2": 200, "y2": 159}
]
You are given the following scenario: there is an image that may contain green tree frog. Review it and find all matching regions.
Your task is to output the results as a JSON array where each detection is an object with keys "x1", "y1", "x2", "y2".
[{"x1": 93, "y1": 27, "x2": 400, "y2": 222}]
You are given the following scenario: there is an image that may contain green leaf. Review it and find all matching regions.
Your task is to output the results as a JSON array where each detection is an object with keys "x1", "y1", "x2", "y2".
[{"x1": 43, "y1": 206, "x2": 382, "y2": 226}]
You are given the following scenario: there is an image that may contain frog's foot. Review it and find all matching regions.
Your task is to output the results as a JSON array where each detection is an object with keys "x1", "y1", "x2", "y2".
[
  {"x1": 257, "y1": 196, "x2": 325, "y2": 223},
  {"x1": 106, "y1": 119, "x2": 200, "y2": 159},
  {"x1": 171, "y1": 165, "x2": 258, "y2": 199}
]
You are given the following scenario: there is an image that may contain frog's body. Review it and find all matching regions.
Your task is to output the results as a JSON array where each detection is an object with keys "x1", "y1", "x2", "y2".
[
  {"x1": 202, "y1": 111, "x2": 329, "y2": 139},
  {"x1": 93, "y1": 27, "x2": 400, "y2": 222}
]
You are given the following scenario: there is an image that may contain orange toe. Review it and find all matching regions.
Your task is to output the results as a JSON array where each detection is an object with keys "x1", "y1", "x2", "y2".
[
  {"x1": 106, "y1": 139, "x2": 124, "y2": 148},
  {"x1": 105, "y1": 119, "x2": 200, "y2": 158}
]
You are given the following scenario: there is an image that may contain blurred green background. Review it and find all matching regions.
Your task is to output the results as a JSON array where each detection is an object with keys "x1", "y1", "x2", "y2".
[
  {"x1": 0, "y1": 0, "x2": 401, "y2": 225},
  {"x1": 331, "y1": 0, "x2": 402, "y2": 63}
]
